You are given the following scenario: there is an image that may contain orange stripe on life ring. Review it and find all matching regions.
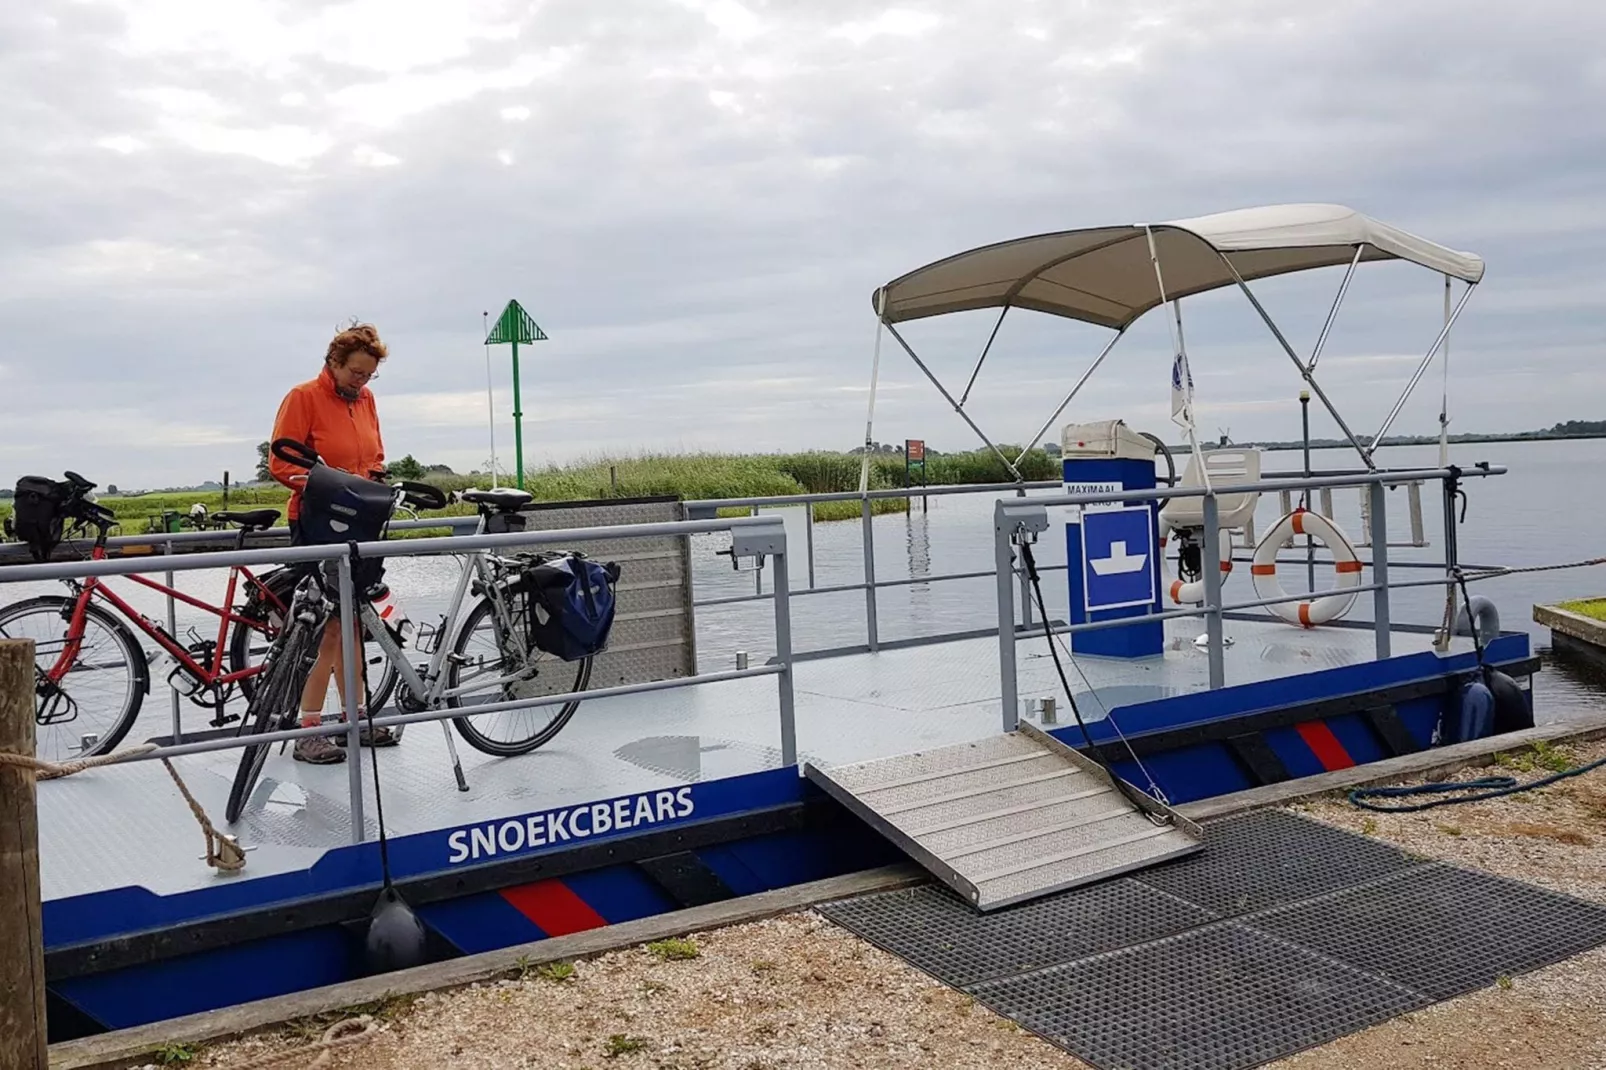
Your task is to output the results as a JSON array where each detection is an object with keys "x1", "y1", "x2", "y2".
[
  {"x1": 1297, "y1": 602, "x2": 1313, "y2": 628},
  {"x1": 1220, "y1": 561, "x2": 1233, "y2": 574},
  {"x1": 1251, "y1": 564, "x2": 1277, "y2": 575},
  {"x1": 1291, "y1": 512, "x2": 1305, "y2": 536},
  {"x1": 1170, "y1": 580, "x2": 1184, "y2": 602},
  {"x1": 1335, "y1": 560, "x2": 1364, "y2": 573}
]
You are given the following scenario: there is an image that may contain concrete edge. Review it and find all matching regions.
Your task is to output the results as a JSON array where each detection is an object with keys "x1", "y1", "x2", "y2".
[
  {"x1": 50, "y1": 716, "x2": 1606, "y2": 1069},
  {"x1": 1533, "y1": 602, "x2": 1606, "y2": 646},
  {"x1": 1178, "y1": 712, "x2": 1606, "y2": 821},
  {"x1": 49, "y1": 864, "x2": 926, "y2": 1070}
]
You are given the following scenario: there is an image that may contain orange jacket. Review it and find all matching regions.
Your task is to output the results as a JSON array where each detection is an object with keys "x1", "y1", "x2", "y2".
[{"x1": 269, "y1": 367, "x2": 385, "y2": 520}]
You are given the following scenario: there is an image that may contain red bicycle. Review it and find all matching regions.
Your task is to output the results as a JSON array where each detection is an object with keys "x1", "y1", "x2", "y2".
[{"x1": 0, "y1": 472, "x2": 396, "y2": 763}]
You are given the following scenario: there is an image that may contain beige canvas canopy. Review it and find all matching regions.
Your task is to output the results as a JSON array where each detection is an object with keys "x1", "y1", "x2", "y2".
[
  {"x1": 872, "y1": 204, "x2": 1485, "y2": 331},
  {"x1": 856, "y1": 204, "x2": 1483, "y2": 484}
]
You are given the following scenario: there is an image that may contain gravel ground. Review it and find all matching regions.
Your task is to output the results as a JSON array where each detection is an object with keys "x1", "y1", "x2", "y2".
[{"x1": 163, "y1": 739, "x2": 1606, "y2": 1070}]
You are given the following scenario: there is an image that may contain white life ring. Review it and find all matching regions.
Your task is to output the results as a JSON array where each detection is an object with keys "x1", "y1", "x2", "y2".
[
  {"x1": 1156, "y1": 515, "x2": 1234, "y2": 605},
  {"x1": 1251, "y1": 509, "x2": 1362, "y2": 628}
]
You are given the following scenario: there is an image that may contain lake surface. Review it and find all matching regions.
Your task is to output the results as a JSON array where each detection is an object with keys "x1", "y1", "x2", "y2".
[{"x1": 6, "y1": 438, "x2": 1604, "y2": 733}]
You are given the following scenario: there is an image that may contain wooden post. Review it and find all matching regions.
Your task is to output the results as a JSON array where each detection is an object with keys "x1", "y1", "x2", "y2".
[{"x1": 0, "y1": 638, "x2": 46, "y2": 1069}]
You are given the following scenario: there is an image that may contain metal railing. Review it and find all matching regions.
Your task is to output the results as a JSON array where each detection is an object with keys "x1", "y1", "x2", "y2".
[
  {"x1": 990, "y1": 464, "x2": 1508, "y2": 730},
  {"x1": 0, "y1": 514, "x2": 798, "y2": 844}
]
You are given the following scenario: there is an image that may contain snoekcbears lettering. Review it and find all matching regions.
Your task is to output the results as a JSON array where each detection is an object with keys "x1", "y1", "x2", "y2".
[{"x1": 444, "y1": 787, "x2": 700, "y2": 865}]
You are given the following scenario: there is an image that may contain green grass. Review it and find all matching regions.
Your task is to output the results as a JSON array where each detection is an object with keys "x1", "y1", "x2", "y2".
[
  {"x1": 1, "y1": 447, "x2": 1055, "y2": 536},
  {"x1": 1558, "y1": 598, "x2": 1606, "y2": 621},
  {"x1": 646, "y1": 937, "x2": 700, "y2": 961}
]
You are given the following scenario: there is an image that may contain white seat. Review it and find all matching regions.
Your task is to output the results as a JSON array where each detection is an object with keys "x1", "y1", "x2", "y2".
[{"x1": 1159, "y1": 448, "x2": 1262, "y2": 532}]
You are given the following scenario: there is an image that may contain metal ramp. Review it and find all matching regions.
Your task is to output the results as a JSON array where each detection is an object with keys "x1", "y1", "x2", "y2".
[{"x1": 804, "y1": 722, "x2": 1203, "y2": 911}]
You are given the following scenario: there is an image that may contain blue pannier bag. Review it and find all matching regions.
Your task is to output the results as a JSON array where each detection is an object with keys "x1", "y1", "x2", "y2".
[{"x1": 520, "y1": 555, "x2": 622, "y2": 661}]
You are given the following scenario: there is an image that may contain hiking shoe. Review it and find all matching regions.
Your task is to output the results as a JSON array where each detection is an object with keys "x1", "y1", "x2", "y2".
[
  {"x1": 333, "y1": 713, "x2": 399, "y2": 748},
  {"x1": 293, "y1": 734, "x2": 346, "y2": 764}
]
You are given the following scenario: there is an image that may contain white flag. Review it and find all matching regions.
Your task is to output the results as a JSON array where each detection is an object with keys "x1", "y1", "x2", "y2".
[{"x1": 1170, "y1": 351, "x2": 1195, "y2": 430}]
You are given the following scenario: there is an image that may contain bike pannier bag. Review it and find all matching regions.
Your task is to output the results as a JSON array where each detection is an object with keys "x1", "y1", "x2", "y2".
[
  {"x1": 12, "y1": 476, "x2": 67, "y2": 563},
  {"x1": 298, "y1": 465, "x2": 395, "y2": 591},
  {"x1": 517, "y1": 556, "x2": 621, "y2": 661},
  {"x1": 485, "y1": 510, "x2": 527, "y2": 535}
]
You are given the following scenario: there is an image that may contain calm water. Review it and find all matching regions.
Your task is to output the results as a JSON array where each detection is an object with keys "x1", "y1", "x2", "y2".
[{"x1": 7, "y1": 438, "x2": 1604, "y2": 732}]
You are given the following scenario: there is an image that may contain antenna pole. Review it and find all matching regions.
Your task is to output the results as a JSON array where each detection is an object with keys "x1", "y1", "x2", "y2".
[{"x1": 483, "y1": 311, "x2": 498, "y2": 486}]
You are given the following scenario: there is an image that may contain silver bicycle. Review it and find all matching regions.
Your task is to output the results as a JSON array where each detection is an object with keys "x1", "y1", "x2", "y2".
[{"x1": 226, "y1": 444, "x2": 601, "y2": 822}]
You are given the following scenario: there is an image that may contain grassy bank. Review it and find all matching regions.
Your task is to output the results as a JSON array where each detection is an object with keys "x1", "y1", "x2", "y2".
[{"x1": 0, "y1": 447, "x2": 1059, "y2": 536}]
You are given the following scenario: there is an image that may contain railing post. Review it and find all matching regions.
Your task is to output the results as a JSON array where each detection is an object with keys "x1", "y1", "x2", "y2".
[
  {"x1": 1016, "y1": 486, "x2": 1033, "y2": 629},
  {"x1": 1201, "y1": 495, "x2": 1226, "y2": 689},
  {"x1": 861, "y1": 497, "x2": 879, "y2": 651},
  {"x1": 165, "y1": 541, "x2": 182, "y2": 745},
  {"x1": 995, "y1": 502, "x2": 1020, "y2": 730},
  {"x1": 771, "y1": 543, "x2": 797, "y2": 766},
  {"x1": 0, "y1": 638, "x2": 47, "y2": 1070},
  {"x1": 1369, "y1": 481, "x2": 1391, "y2": 659},
  {"x1": 336, "y1": 556, "x2": 366, "y2": 843},
  {"x1": 804, "y1": 504, "x2": 816, "y2": 590}
]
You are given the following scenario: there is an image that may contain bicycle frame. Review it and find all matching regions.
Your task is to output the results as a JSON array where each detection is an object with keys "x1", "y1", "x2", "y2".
[
  {"x1": 358, "y1": 512, "x2": 535, "y2": 709},
  {"x1": 44, "y1": 539, "x2": 282, "y2": 691}
]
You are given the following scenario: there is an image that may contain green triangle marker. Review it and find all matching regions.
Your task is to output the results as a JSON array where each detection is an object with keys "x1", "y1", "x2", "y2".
[{"x1": 483, "y1": 299, "x2": 548, "y2": 489}]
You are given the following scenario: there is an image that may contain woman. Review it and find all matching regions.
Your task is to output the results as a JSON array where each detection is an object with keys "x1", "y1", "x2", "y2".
[{"x1": 268, "y1": 322, "x2": 399, "y2": 764}]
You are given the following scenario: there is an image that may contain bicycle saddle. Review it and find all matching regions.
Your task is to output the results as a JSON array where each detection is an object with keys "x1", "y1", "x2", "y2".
[
  {"x1": 460, "y1": 488, "x2": 533, "y2": 510},
  {"x1": 212, "y1": 509, "x2": 281, "y2": 532}
]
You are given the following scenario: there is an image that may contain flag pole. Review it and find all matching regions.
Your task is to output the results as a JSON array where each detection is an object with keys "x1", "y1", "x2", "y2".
[
  {"x1": 483, "y1": 311, "x2": 498, "y2": 486},
  {"x1": 1145, "y1": 226, "x2": 1210, "y2": 492}
]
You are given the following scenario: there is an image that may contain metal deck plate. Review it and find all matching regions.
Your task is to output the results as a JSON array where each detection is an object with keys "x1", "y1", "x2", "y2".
[
  {"x1": 804, "y1": 724, "x2": 1203, "y2": 910},
  {"x1": 818, "y1": 811, "x2": 1606, "y2": 1070}
]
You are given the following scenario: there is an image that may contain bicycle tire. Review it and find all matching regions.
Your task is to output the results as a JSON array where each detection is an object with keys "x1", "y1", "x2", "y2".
[
  {"x1": 229, "y1": 570, "x2": 400, "y2": 711},
  {"x1": 446, "y1": 593, "x2": 591, "y2": 757},
  {"x1": 226, "y1": 617, "x2": 317, "y2": 823},
  {"x1": 0, "y1": 595, "x2": 148, "y2": 761}
]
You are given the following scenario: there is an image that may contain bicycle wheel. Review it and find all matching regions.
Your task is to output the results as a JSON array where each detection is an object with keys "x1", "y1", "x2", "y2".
[
  {"x1": 226, "y1": 616, "x2": 317, "y2": 823},
  {"x1": 0, "y1": 595, "x2": 148, "y2": 763},
  {"x1": 446, "y1": 591, "x2": 592, "y2": 757},
  {"x1": 230, "y1": 569, "x2": 400, "y2": 711}
]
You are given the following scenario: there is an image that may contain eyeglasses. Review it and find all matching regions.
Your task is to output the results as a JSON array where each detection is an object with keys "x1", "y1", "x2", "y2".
[{"x1": 345, "y1": 368, "x2": 379, "y2": 382}]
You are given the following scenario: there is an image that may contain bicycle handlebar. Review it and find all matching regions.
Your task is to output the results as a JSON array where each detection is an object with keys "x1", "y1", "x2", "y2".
[
  {"x1": 396, "y1": 480, "x2": 448, "y2": 511},
  {"x1": 270, "y1": 438, "x2": 320, "y2": 470}
]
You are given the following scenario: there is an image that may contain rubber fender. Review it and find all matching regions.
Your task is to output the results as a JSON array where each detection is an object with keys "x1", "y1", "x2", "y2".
[
  {"x1": 1485, "y1": 668, "x2": 1534, "y2": 733},
  {"x1": 1454, "y1": 595, "x2": 1501, "y2": 646},
  {"x1": 365, "y1": 887, "x2": 429, "y2": 975},
  {"x1": 1445, "y1": 678, "x2": 1495, "y2": 745}
]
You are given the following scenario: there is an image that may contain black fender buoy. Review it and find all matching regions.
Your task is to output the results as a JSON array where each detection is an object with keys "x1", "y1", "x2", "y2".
[
  {"x1": 365, "y1": 887, "x2": 428, "y2": 975},
  {"x1": 1444, "y1": 678, "x2": 1495, "y2": 745},
  {"x1": 1485, "y1": 668, "x2": 1533, "y2": 733}
]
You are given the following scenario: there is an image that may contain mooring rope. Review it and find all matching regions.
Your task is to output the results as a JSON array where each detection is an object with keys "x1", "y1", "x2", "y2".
[
  {"x1": 0, "y1": 744, "x2": 246, "y2": 872},
  {"x1": 219, "y1": 1016, "x2": 379, "y2": 1069},
  {"x1": 1461, "y1": 556, "x2": 1606, "y2": 579}
]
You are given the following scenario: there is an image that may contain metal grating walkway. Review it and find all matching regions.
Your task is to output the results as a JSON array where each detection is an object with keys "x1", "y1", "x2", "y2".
[
  {"x1": 803, "y1": 722, "x2": 1203, "y2": 910},
  {"x1": 819, "y1": 809, "x2": 1606, "y2": 1070}
]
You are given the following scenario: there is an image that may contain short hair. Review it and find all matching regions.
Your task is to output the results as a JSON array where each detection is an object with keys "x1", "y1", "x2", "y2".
[{"x1": 326, "y1": 322, "x2": 388, "y2": 366}]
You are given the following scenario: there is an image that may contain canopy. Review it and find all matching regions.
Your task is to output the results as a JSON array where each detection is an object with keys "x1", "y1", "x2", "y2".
[{"x1": 872, "y1": 204, "x2": 1485, "y2": 331}]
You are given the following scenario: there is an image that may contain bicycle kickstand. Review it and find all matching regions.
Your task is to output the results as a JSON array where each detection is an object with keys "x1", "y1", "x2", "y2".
[{"x1": 439, "y1": 719, "x2": 470, "y2": 792}]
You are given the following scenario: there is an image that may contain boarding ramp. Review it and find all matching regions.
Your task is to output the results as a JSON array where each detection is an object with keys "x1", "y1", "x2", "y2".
[{"x1": 804, "y1": 722, "x2": 1202, "y2": 911}]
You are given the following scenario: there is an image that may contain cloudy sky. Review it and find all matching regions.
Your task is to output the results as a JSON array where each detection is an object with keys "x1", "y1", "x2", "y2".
[{"x1": 1, "y1": 0, "x2": 1600, "y2": 489}]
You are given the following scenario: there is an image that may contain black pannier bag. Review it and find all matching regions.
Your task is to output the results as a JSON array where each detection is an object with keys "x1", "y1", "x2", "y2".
[
  {"x1": 298, "y1": 463, "x2": 396, "y2": 591},
  {"x1": 12, "y1": 476, "x2": 67, "y2": 563}
]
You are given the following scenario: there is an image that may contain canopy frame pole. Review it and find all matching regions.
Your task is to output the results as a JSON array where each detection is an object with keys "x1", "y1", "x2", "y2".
[
  {"x1": 1145, "y1": 226, "x2": 1211, "y2": 492},
  {"x1": 858, "y1": 291, "x2": 889, "y2": 494},
  {"x1": 1438, "y1": 275, "x2": 1452, "y2": 467},
  {"x1": 1217, "y1": 255, "x2": 1376, "y2": 470},
  {"x1": 1367, "y1": 281, "x2": 1478, "y2": 459},
  {"x1": 958, "y1": 306, "x2": 1010, "y2": 409},
  {"x1": 884, "y1": 322, "x2": 1025, "y2": 483},
  {"x1": 1306, "y1": 245, "x2": 1365, "y2": 372},
  {"x1": 1014, "y1": 326, "x2": 1128, "y2": 465}
]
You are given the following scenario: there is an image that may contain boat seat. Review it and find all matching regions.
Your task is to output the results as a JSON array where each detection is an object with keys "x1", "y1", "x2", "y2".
[
  {"x1": 211, "y1": 509, "x2": 281, "y2": 532},
  {"x1": 1159, "y1": 448, "x2": 1262, "y2": 532},
  {"x1": 461, "y1": 487, "x2": 533, "y2": 511}
]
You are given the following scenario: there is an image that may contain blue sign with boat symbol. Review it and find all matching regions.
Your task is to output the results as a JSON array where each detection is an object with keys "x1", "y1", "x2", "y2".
[{"x1": 1080, "y1": 505, "x2": 1158, "y2": 613}]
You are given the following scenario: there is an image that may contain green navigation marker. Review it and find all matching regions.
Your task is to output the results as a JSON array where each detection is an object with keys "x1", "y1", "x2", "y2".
[{"x1": 483, "y1": 300, "x2": 548, "y2": 489}]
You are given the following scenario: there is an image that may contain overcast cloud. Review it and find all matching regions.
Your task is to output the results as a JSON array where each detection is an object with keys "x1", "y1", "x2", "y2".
[{"x1": 1, "y1": 0, "x2": 1601, "y2": 488}]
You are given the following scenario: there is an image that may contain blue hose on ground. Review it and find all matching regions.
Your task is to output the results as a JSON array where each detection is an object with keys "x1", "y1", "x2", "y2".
[{"x1": 1348, "y1": 753, "x2": 1606, "y2": 813}]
